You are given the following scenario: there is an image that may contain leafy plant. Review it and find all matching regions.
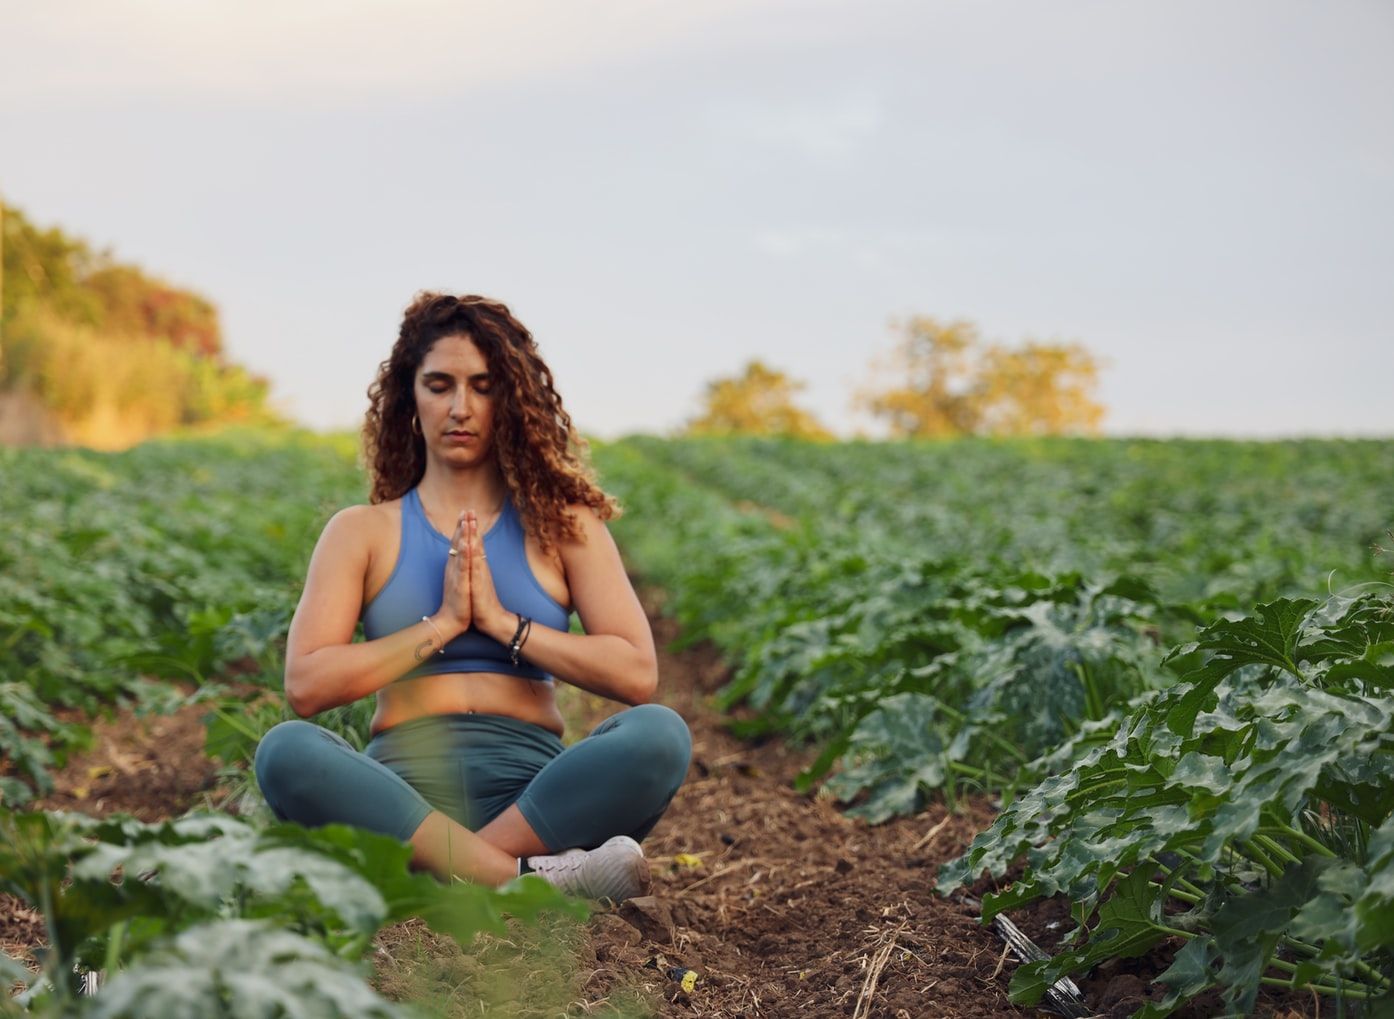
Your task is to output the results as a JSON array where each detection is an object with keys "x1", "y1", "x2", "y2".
[
  {"x1": 0, "y1": 806, "x2": 584, "y2": 1014},
  {"x1": 938, "y1": 593, "x2": 1394, "y2": 1014},
  {"x1": 77, "y1": 920, "x2": 411, "y2": 1019}
]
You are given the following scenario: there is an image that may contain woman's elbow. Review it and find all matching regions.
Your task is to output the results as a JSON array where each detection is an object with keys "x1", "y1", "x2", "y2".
[
  {"x1": 283, "y1": 666, "x2": 320, "y2": 718},
  {"x1": 287, "y1": 692, "x2": 318, "y2": 719},
  {"x1": 627, "y1": 656, "x2": 660, "y2": 705}
]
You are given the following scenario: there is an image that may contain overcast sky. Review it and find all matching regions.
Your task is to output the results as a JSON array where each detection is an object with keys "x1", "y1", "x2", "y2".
[{"x1": 2, "y1": 0, "x2": 1390, "y2": 438}]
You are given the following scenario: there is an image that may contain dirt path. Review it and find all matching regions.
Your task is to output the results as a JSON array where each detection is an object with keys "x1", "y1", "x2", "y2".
[
  {"x1": 577, "y1": 607, "x2": 1034, "y2": 1019},
  {"x1": 0, "y1": 698, "x2": 226, "y2": 965}
]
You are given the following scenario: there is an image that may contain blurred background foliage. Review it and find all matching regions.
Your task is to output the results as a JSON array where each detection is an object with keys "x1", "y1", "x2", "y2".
[{"x1": 0, "y1": 201, "x2": 279, "y2": 449}]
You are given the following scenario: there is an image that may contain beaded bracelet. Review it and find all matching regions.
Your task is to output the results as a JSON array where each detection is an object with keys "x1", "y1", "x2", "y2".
[{"x1": 508, "y1": 614, "x2": 533, "y2": 666}]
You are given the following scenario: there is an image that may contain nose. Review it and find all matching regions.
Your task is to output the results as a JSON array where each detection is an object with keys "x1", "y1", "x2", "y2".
[{"x1": 449, "y1": 385, "x2": 469, "y2": 420}]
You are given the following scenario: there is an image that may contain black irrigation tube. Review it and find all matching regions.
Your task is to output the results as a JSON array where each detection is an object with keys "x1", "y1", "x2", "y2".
[{"x1": 957, "y1": 894, "x2": 1094, "y2": 1019}]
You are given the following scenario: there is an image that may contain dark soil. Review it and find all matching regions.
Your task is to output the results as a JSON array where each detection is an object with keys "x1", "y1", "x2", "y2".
[
  {"x1": 574, "y1": 608, "x2": 1035, "y2": 1018},
  {"x1": 1, "y1": 696, "x2": 224, "y2": 969},
  {"x1": 32, "y1": 699, "x2": 222, "y2": 821}
]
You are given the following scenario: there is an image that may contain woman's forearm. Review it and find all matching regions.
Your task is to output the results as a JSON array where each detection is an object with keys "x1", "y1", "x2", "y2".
[
  {"x1": 481, "y1": 614, "x2": 657, "y2": 705},
  {"x1": 285, "y1": 613, "x2": 466, "y2": 717}
]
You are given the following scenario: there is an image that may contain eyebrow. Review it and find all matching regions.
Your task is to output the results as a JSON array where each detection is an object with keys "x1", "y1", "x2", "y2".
[{"x1": 421, "y1": 369, "x2": 490, "y2": 383}]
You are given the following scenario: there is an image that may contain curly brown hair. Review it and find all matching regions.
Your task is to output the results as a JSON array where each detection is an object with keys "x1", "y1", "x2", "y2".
[{"x1": 363, "y1": 292, "x2": 617, "y2": 549}]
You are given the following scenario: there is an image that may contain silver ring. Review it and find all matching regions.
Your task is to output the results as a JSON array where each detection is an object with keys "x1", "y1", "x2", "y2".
[{"x1": 448, "y1": 547, "x2": 459, "y2": 558}]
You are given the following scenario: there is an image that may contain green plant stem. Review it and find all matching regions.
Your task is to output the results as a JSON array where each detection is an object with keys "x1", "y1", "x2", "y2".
[
  {"x1": 934, "y1": 702, "x2": 1029, "y2": 763},
  {"x1": 1153, "y1": 859, "x2": 1207, "y2": 901},
  {"x1": 210, "y1": 705, "x2": 259, "y2": 740},
  {"x1": 948, "y1": 760, "x2": 987, "y2": 781},
  {"x1": 1277, "y1": 939, "x2": 1390, "y2": 991},
  {"x1": 1260, "y1": 821, "x2": 1337, "y2": 859},
  {"x1": 1155, "y1": 923, "x2": 1195, "y2": 941},
  {"x1": 103, "y1": 920, "x2": 126, "y2": 974},
  {"x1": 1148, "y1": 881, "x2": 1200, "y2": 906},
  {"x1": 1253, "y1": 833, "x2": 1301, "y2": 867},
  {"x1": 1240, "y1": 838, "x2": 1283, "y2": 880},
  {"x1": 1259, "y1": 976, "x2": 1376, "y2": 1000},
  {"x1": 36, "y1": 874, "x2": 65, "y2": 1002},
  {"x1": 1071, "y1": 660, "x2": 1105, "y2": 720}
]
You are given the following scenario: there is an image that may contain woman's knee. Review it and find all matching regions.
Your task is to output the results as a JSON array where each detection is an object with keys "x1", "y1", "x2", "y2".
[
  {"x1": 624, "y1": 703, "x2": 693, "y2": 790},
  {"x1": 253, "y1": 719, "x2": 329, "y2": 811}
]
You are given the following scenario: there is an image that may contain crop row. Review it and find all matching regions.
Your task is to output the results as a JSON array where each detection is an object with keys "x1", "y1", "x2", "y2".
[
  {"x1": 0, "y1": 430, "x2": 585, "y2": 1017},
  {"x1": 3, "y1": 429, "x2": 1391, "y2": 1015},
  {"x1": 593, "y1": 436, "x2": 1394, "y2": 1015},
  {"x1": 618, "y1": 434, "x2": 1394, "y2": 610}
]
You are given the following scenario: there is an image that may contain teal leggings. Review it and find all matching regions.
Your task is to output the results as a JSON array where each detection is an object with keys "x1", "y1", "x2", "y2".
[{"x1": 253, "y1": 704, "x2": 692, "y2": 852}]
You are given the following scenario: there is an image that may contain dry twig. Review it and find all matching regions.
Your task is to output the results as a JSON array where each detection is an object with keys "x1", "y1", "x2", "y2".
[
  {"x1": 852, "y1": 920, "x2": 908, "y2": 1019},
  {"x1": 911, "y1": 814, "x2": 952, "y2": 852}
]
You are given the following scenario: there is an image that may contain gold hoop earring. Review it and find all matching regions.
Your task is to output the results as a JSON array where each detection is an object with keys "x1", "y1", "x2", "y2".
[{"x1": 410, "y1": 413, "x2": 422, "y2": 437}]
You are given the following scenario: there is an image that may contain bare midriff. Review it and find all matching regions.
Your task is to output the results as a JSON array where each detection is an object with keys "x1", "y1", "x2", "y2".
[{"x1": 370, "y1": 671, "x2": 566, "y2": 738}]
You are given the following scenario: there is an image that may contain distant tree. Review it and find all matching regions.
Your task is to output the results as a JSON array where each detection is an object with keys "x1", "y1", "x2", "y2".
[
  {"x1": 84, "y1": 265, "x2": 223, "y2": 357},
  {"x1": 858, "y1": 318, "x2": 983, "y2": 438},
  {"x1": 686, "y1": 360, "x2": 831, "y2": 440},
  {"x1": 0, "y1": 202, "x2": 105, "y2": 327},
  {"x1": 858, "y1": 316, "x2": 1105, "y2": 438},
  {"x1": 1, "y1": 203, "x2": 224, "y2": 356},
  {"x1": 974, "y1": 340, "x2": 1105, "y2": 436},
  {"x1": 0, "y1": 200, "x2": 272, "y2": 446}
]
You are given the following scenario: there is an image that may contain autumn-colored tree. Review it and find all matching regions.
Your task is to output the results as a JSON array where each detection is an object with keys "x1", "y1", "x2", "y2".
[
  {"x1": 0, "y1": 200, "x2": 274, "y2": 447},
  {"x1": 858, "y1": 318, "x2": 983, "y2": 438},
  {"x1": 84, "y1": 265, "x2": 223, "y2": 357},
  {"x1": 858, "y1": 316, "x2": 1105, "y2": 438},
  {"x1": 975, "y1": 340, "x2": 1104, "y2": 436},
  {"x1": 686, "y1": 360, "x2": 831, "y2": 440}
]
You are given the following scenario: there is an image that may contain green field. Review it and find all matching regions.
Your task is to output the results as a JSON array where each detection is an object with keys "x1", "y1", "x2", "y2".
[
  {"x1": 2, "y1": 429, "x2": 1392, "y2": 1016},
  {"x1": 596, "y1": 435, "x2": 1394, "y2": 1014}
]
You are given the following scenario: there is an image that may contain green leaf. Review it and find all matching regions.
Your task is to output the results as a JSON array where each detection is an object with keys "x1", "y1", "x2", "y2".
[
  {"x1": 1006, "y1": 959, "x2": 1055, "y2": 1006},
  {"x1": 1009, "y1": 868, "x2": 1170, "y2": 1004},
  {"x1": 0, "y1": 952, "x2": 32, "y2": 990},
  {"x1": 80, "y1": 919, "x2": 411, "y2": 1019},
  {"x1": 258, "y1": 823, "x2": 585, "y2": 947},
  {"x1": 1193, "y1": 598, "x2": 1315, "y2": 676},
  {"x1": 1133, "y1": 937, "x2": 1220, "y2": 1019},
  {"x1": 822, "y1": 693, "x2": 947, "y2": 823},
  {"x1": 1164, "y1": 657, "x2": 1247, "y2": 736}
]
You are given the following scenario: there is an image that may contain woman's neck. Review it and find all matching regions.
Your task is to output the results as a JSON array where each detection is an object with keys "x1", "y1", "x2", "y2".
[{"x1": 415, "y1": 462, "x2": 507, "y2": 519}]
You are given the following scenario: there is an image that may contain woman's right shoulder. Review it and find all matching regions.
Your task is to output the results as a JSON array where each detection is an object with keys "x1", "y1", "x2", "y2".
[{"x1": 318, "y1": 500, "x2": 402, "y2": 550}]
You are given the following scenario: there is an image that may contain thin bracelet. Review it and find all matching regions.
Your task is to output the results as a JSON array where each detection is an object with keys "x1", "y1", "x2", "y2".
[
  {"x1": 508, "y1": 614, "x2": 532, "y2": 666},
  {"x1": 420, "y1": 615, "x2": 447, "y2": 655}
]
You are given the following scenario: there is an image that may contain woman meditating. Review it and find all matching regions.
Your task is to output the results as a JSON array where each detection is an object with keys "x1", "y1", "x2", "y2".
[{"x1": 254, "y1": 292, "x2": 692, "y2": 903}]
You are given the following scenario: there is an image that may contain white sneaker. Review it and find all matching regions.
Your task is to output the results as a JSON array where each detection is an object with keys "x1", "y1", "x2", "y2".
[{"x1": 525, "y1": 835, "x2": 651, "y2": 903}]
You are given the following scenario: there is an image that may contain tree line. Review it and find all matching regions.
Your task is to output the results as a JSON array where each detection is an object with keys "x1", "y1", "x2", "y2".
[
  {"x1": 0, "y1": 201, "x2": 276, "y2": 448},
  {"x1": 687, "y1": 317, "x2": 1106, "y2": 440}
]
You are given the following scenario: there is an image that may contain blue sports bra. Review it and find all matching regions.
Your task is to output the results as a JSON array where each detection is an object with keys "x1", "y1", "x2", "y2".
[{"x1": 360, "y1": 487, "x2": 571, "y2": 681}]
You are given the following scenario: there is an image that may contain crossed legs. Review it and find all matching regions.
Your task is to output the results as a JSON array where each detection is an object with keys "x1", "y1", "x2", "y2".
[{"x1": 255, "y1": 703, "x2": 692, "y2": 886}]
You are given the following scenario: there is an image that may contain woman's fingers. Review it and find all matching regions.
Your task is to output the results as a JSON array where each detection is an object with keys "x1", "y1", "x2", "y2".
[
  {"x1": 451, "y1": 510, "x2": 467, "y2": 561},
  {"x1": 439, "y1": 511, "x2": 470, "y2": 629},
  {"x1": 464, "y1": 511, "x2": 506, "y2": 636}
]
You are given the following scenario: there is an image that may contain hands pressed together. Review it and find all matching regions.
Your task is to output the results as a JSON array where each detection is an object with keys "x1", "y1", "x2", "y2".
[{"x1": 438, "y1": 510, "x2": 515, "y2": 644}]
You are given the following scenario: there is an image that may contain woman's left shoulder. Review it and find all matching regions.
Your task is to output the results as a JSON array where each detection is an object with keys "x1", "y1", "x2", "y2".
[
  {"x1": 562, "y1": 501, "x2": 608, "y2": 537},
  {"x1": 557, "y1": 502, "x2": 617, "y2": 556}
]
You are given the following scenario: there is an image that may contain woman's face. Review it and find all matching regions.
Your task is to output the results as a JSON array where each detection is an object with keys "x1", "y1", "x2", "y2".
[{"x1": 414, "y1": 334, "x2": 496, "y2": 466}]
